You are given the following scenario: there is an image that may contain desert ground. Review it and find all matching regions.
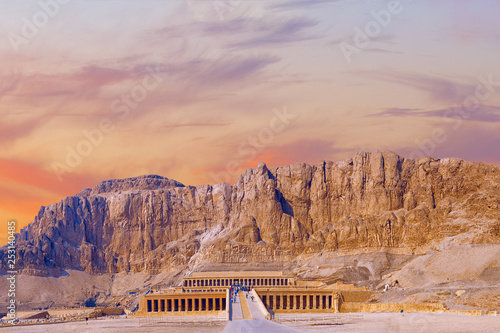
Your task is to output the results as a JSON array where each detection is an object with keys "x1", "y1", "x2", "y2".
[{"x1": 2, "y1": 313, "x2": 500, "y2": 333}]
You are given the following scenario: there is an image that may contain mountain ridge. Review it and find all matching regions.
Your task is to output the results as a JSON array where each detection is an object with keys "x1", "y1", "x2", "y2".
[{"x1": 2, "y1": 151, "x2": 500, "y2": 278}]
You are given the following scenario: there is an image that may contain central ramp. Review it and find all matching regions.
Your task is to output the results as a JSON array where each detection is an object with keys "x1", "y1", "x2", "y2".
[
  {"x1": 223, "y1": 319, "x2": 303, "y2": 333},
  {"x1": 239, "y1": 292, "x2": 253, "y2": 320},
  {"x1": 225, "y1": 290, "x2": 301, "y2": 332}
]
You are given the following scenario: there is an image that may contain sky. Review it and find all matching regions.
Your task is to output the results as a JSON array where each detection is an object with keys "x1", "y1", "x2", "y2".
[{"x1": 1, "y1": 0, "x2": 500, "y2": 244}]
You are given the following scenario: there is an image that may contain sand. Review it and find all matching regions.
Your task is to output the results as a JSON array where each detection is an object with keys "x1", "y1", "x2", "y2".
[{"x1": 1, "y1": 312, "x2": 500, "y2": 332}]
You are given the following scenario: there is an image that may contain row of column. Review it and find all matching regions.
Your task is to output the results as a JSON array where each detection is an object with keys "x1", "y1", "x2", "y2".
[
  {"x1": 147, "y1": 297, "x2": 226, "y2": 313},
  {"x1": 261, "y1": 294, "x2": 334, "y2": 311},
  {"x1": 184, "y1": 278, "x2": 289, "y2": 287}
]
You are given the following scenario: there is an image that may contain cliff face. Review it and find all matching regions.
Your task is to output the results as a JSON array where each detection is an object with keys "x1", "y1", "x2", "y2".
[{"x1": 2, "y1": 151, "x2": 500, "y2": 275}]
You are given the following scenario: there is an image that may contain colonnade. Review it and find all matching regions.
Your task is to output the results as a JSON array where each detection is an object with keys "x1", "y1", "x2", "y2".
[
  {"x1": 183, "y1": 277, "x2": 289, "y2": 288},
  {"x1": 259, "y1": 292, "x2": 341, "y2": 312},
  {"x1": 146, "y1": 296, "x2": 226, "y2": 313}
]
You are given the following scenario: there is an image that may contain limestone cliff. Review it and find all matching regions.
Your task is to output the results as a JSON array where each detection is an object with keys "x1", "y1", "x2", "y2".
[{"x1": 2, "y1": 151, "x2": 500, "y2": 276}]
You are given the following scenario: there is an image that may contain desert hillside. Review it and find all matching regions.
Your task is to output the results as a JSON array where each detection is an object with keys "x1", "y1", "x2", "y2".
[{"x1": 1, "y1": 151, "x2": 500, "y2": 310}]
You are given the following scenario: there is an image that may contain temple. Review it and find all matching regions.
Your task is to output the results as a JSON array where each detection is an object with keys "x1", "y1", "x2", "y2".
[{"x1": 136, "y1": 271, "x2": 372, "y2": 318}]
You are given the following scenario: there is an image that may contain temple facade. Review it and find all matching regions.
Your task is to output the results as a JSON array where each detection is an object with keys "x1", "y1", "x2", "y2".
[{"x1": 135, "y1": 271, "x2": 371, "y2": 317}]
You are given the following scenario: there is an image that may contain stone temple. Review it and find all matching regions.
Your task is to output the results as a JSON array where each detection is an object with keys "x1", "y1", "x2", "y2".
[{"x1": 136, "y1": 271, "x2": 372, "y2": 319}]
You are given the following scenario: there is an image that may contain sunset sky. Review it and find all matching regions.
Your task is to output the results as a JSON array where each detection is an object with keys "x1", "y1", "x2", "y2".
[{"x1": 1, "y1": 0, "x2": 500, "y2": 244}]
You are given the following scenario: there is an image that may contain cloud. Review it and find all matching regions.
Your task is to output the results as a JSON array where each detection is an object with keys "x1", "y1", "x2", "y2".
[
  {"x1": 270, "y1": 0, "x2": 339, "y2": 10},
  {"x1": 0, "y1": 158, "x2": 99, "y2": 197},
  {"x1": 361, "y1": 70, "x2": 475, "y2": 103},
  {"x1": 0, "y1": 117, "x2": 46, "y2": 145},
  {"x1": 228, "y1": 16, "x2": 319, "y2": 48},
  {"x1": 329, "y1": 34, "x2": 397, "y2": 46},
  {"x1": 396, "y1": 124, "x2": 500, "y2": 165},
  {"x1": 8, "y1": 66, "x2": 136, "y2": 102},
  {"x1": 368, "y1": 105, "x2": 500, "y2": 123},
  {"x1": 365, "y1": 48, "x2": 403, "y2": 54},
  {"x1": 250, "y1": 139, "x2": 349, "y2": 167},
  {"x1": 120, "y1": 120, "x2": 233, "y2": 134},
  {"x1": 150, "y1": 53, "x2": 280, "y2": 89},
  {"x1": 0, "y1": 72, "x2": 21, "y2": 99}
]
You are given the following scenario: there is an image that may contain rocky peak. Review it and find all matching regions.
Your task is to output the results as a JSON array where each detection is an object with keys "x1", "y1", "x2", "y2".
[{"x1": 77, "y1": 174, "x2": 184, "y2": 196}]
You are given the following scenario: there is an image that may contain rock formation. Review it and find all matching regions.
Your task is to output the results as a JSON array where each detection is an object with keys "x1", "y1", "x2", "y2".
[{"x1": 1, "y1": 151, "x2": 500, "y2": 276}]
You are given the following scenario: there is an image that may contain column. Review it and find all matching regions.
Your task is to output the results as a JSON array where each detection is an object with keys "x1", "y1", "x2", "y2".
[
  {"x1": 299, "y1": 295, "x2": 303, "y2": 310},
  {"x1": 216, "y1": 298, "x2": 221, "y2": 311},
  {"x1": 287, "y1": 295, "x2": 292, "y2": 310},
  {"x1": 307, "y1": 295, "x2": 311, "y2": 309},
  {"x1": 319, "y1": 295, "x2": 323, "y2": 310}
]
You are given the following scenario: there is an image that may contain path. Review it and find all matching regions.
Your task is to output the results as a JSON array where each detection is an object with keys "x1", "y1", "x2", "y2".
[
  {"x1": 224, "y1": 290, "x2": 301, "y2": 332},
  {"x1": 230, "y1": 292, "x2": 244, "y2": 320}
]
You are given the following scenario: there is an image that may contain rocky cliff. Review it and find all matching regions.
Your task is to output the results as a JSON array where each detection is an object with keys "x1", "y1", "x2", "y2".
[{"x1": 2, "y1": 151, "x2": 500, "y2": 276}]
